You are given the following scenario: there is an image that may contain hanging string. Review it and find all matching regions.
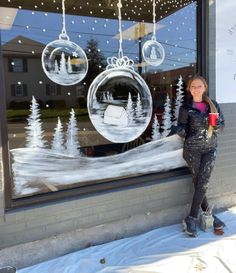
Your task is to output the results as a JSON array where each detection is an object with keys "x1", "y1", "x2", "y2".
[
  {"x1": 106, "y1": 0, "x2": 134, "y2": 69},
  {"x1": 117, "y1": 0, "x2": 123, "y2": 58},
  {"x1": 152, "y1": 0, "x2": 156, "y2": 41},
  {"x1": 59, "y1": 0, "x2": 69, "y2": 40}
]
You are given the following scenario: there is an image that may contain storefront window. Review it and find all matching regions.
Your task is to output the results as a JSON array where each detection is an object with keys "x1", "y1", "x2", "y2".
[{"x1": 0, "y1": 0, "x2": 197, "y2": 200}]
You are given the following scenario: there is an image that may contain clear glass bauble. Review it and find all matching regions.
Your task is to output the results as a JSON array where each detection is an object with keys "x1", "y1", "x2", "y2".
[
  {"x1": 142, "y1": 39, "x2": 165, "y2": 66},
  {"x1": 87, "y1": 67, "x2": 152, "y2": 143},
  {"x1": 42, "y1": 38, "x2": 88, "y2": 86}
]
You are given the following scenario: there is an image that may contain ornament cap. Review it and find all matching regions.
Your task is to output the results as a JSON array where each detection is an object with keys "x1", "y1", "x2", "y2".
[
  {"x1": 117, "y1": 2, "x2": 122, "y2": 8},
  {"x1": 59, "y1": 33, "x2": 70, "y2": 41}
]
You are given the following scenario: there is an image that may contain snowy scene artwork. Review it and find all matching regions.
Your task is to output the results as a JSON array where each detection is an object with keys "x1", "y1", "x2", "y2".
[
  {"x1": 11, "y1": 75, "x2": 185, "y2": 197},
  {"x1": 87, "y1": 67, "x2": 153, "y2": 143},
  {"x1": 41, "y1": 39, "x2": 88, "y2": 86},
  {"x1": 12, "y1": 134, "x2": 186, "y2": 197},
  {"x1": 142, "y1": 39, "x2": 165, "y2": 67},
  {"x1": 41, "y1": 0, "x2": 88, "y2": 86},
  {"x1": 151, "y1": 75, "x2": 184, "y2": 140}
]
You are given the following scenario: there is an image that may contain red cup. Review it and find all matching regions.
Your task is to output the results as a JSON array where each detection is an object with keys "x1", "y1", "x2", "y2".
[{"x1": 209, "y1": 113, "x2": 219, "y2": 126}]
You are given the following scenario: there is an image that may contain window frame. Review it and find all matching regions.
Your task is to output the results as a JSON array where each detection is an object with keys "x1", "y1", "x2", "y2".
[
  {"x1": 11, "y1": 83, "x2": 28, "y2": 97},
  {"x1": 0, "y1": 32, "x2": 12, "y2": 209},
  {"x1": 8, "y1": 57, "x2": 27, "y2": 73},
  {"x1": 0, "y1": 0, "x2": 209, "y2": 210},
  {"x1": 46, "y1": 84, "x2": 61, "y2": 96}
]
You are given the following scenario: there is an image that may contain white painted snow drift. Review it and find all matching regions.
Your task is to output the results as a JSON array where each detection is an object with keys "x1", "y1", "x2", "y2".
[
  {"x1": 18, "y1": 207, "x2": 236, "y2": 273},
  {"x1": 11, "y1": 135, "x2": 186, "y2": 197}
]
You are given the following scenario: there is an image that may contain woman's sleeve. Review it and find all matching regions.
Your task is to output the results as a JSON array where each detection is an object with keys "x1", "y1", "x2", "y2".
[
  {"x1": 215, "y1": 101, "x2": 225, "y2": 131},
  {"x1": 176, "y1": 106, "x2": 189, "y2": 138}
]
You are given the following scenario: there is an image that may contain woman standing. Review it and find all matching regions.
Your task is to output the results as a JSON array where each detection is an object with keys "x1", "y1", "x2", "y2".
[{"x1": 177, "y1": 75, "x2": 225, "y2": 237}]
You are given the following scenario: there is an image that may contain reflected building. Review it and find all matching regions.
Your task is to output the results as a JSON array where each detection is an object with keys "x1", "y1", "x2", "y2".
[{"x1": 2, "y1": 35, "x2": 84, "y2": 109}]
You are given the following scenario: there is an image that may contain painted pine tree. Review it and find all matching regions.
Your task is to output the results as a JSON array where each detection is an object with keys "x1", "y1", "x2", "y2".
[
  {"x1": 65, "y1": 109, "x2": 80, "y2": 157},
  {"x1": 110, "y1": 93, "x2": 114, "y2": 101},
  {"x1": 25, "y1": 96, "x2": 46, "y2": 148},
  {"x1": 60, "y1": 52, "x2": 67, "y2": 74},
  {"x1": 102, "y1": 92, "x2": 107, "y2": 101},
  {"x1": 151, "y1": 114, "x2": 161, "y2": 141},
  {"x1": 93, "y1": 95, "x2": 100, "y2": 109},
  {"x1": 54, "y1": 60, "x2": 59, "y2": 73},
  {"x1": 173, "y1": 75, "x2": 185, "y2": 125},
  {"x1": 67, "y1": 56, "x2": 73, "y2": 73},
  {"x1": 51, "y1": 117, "x2": 65, "y2": 153},
  {"x1": 107, "y1": 91, "x2": 114, "y2": 101},
  {"x1": 135, "y1": 93, "x2": 143, "y2": 118},
  {"x1": 162, "y1": 94, "x2": 172, "y2": 137},
  {"x1": 126, "y1": 92, "x2": 135, "y2": 124},
  {"x1": 106, "y1": 91, "x2": 110, "y2": 101}
]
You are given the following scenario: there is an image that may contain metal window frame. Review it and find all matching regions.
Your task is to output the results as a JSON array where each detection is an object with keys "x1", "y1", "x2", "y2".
[
  {"x1": 0, "y1": 32, "x2": 12, "y2": 209},
  {"x1": 0, "y1": 0, "x2": 209, "y2": 210},
  {"x1": 197, "y1": 0, "x2": 209, "y2": 80},
  {"x1": 9, "y1": 57, "x2": 24, "y2": 72}
]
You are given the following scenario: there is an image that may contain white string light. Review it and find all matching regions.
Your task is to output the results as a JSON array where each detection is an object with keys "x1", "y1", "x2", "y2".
[{"x1": 6, "y1": 0, "x2": 196, "y2": 69}]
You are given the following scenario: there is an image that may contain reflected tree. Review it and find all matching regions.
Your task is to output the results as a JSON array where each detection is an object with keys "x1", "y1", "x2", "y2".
[{"x1": 84, "y1": 38, "x2": 106, "y2": 88}]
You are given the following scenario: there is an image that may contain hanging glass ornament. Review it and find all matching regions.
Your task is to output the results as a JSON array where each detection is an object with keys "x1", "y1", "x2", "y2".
[
  {"x1": 41, "y1": 0, "x2": 88, "y2": 86},
  {"x1": 87, "y1": 0, "x2": 152, "y2": 143},
  {"x1": 142, "y1": 0, "x2": 165, "y2": 66}
]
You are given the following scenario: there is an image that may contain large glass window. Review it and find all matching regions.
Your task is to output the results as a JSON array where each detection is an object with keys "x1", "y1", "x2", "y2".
[{"x1": 0, "y1": 0, "x2": 197, "y2": 200}]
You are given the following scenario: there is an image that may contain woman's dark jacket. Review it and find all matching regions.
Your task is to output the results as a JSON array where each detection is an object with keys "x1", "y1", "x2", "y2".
[{"x1": 177, "y1": 99, "x2": 225, "y2": 150}]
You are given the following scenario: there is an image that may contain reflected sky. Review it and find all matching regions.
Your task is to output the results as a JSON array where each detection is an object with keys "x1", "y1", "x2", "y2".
[{"x1": 0, "y1": 2, "x2": 197, "y2": 72}]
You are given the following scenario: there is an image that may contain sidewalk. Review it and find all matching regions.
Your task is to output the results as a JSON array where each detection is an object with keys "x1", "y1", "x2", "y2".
[{"x1": 17, "y1": 206, "x2": 236, "y2": 273}]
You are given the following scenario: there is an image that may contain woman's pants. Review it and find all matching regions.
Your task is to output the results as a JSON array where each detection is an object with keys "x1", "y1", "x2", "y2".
[{"x1": 183, "y1": 147, "x2": 217, "y2": 218}]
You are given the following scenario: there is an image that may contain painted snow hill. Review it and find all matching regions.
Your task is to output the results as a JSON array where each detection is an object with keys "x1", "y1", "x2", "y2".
[{"x1": 11, "y1": 135, "x2": 187, "y2": 197}]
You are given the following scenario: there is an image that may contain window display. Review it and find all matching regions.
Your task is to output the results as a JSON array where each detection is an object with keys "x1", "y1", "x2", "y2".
[{"x1": 0, "y1": 0, "x2": 197, "y2": 199}]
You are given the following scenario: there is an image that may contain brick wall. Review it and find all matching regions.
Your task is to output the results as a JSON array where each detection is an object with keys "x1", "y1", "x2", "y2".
[
  {"x1": 209, "y1": 104, "x2": 236, "y2": 200},
  {"x1": 0, "y1": 175, "x2": 193, "y2": 250}
]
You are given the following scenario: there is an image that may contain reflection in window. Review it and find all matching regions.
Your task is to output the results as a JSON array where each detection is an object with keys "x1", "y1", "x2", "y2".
[
  {"x1": 8, "y1": 58, "x2": 27, "y2": 72},
  {"x1": 11, "y1": 83, "x2": 27, "y2": 97},
  {"x1": 46, "y1": 84, "x2": 61, "y2": 96},
  {"x1": 0, "y1": 1, "x2": 197, "y2": 199}
]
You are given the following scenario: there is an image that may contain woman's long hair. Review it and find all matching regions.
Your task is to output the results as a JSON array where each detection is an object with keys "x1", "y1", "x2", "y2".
[{"x1": 187, "y1": 75, "x2": 217, "y2": 137}]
